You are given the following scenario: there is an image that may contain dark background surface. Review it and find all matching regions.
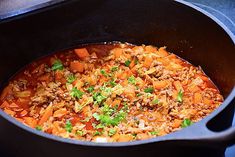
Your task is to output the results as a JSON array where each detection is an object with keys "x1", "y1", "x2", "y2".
[
  {"x1": 0, "y1": 0, "x2": 234, "y2": 36},
  {"x1": 0, "y1": 0, "x2": 234, "y2": 156}
]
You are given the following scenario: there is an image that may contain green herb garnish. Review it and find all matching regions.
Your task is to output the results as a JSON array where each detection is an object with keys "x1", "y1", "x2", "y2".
[
  {"x1": 67, "y1": 74, "x2": 76, "y2": 84},
  {"x1": 177, "y1": 90, "x2": 183, "y2": 103},
  {"x1": 102, "y1": 104, "x2": 117, "y2": 115},
  {"x1": 52, "y1": 60, "x2": 64, "y2": 71},
  {"x1": 108, "y1": 128, "x2": 117, "y2": 136},
  {"x1": 125, "y1": 60, "x2": 131, "y2": 67},
  {"x1": 134, "y1": 59, "x2": 139, "y2": 65},
  {"x1": 100, "y1": 69, "x2": 108, "y2": 77},
  {"x1": 122, "y1": 102, "x2": 129, "y2": 112},
  {"x1": 181, "y1": 119, "x2": 193, "y2": 128},
  {"x1": 100, "y1": 84, "x2": 112, "y2": 97},
  {"x1": 128, "y1": 75, "x2": 136, "y2": 85},
  {"x1": 93, "y1": 108, "x2": 126, "y2": 126},
  {"x1": 87, "y1": 86, "x2": 94, "y2": 93},
  {"x1": 93, "y1": 131, "x2": 102, "y2": 136},
  {"x1": 95, "y1": 123, "x2": 105, "y2": 129},
  {"x1": 111, "y1": 66, "x2": 118, "y2": 72},
  {"x1": 76, "y1": 130, "x2": 84, "y2": 136},
  {"x1": 93, "y1": 92, "x2": 107, "y2": 105},
  {"x1": 132, "y1": 133, "x2": 137, "y2": 138},
  {"x1": 150, "y1": 131, "x2": 159, "y2": 135},
  {"x1": 65, "y1": 120, "x2": 72, "y2": 133},
  {"x1": 136, "y1": 93, "x2": 142, "y2": 97},
  {"x1": 144, "y1": 87, "x2": 154, "y2": 93},
  {"x1": 70, "y1": 87, "x2": 84, "y2": 99},
  {"x1": 152, "y1": 99, "x2": 159, "y2": 105},
  {"x1": 109, "y1": 79, "x2": 117, "y2": 87},
  {"x1": 93, "y1": 112, "x2": 100, "y2": 120},
  {"x1": 35, "y1": 125, "x2": 42, "y2": 131}
]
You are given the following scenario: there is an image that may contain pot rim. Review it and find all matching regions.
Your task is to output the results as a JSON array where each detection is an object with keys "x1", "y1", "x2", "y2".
[{"x1": 0, "y1": 0, "x2": 234, "y2": 147}]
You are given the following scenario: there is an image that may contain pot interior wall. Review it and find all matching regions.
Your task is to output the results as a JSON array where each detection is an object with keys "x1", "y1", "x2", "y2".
[{"x1": 0, "y1": 0, "x2": 234, "y2": 97}]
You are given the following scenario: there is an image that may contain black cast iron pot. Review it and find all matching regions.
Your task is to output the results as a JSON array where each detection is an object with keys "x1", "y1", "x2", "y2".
[{"x1": 0, "y1": 0, "x2": 234, "y2": 157}]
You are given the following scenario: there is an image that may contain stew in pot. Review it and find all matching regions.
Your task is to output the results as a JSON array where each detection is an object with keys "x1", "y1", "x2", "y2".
[{"x1": 0, "y1": 43, "x2": 223, "y2": 142}]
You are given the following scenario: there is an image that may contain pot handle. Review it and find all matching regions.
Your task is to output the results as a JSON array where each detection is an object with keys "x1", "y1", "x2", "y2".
[
  {"x1": 203, "y1": 89, "x2": 235, "y2": 147},
  {"x1": 173, "y1": 88, "x2": 235, "y2": 147},
  {"x1": 200, "y1": 121, "x2": 235, "y2": 147},
  {"x1": 214, "y1": 126, "x2": 235, "y2": 146}
]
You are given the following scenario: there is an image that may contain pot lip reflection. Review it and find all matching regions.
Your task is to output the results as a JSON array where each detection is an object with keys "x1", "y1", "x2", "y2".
[
  {"x1": 175, "y1": 0, "x2": 235, "y2": 44},
  {"x1": 0, "y1": 0, "x2": 234, "y2": 147}
]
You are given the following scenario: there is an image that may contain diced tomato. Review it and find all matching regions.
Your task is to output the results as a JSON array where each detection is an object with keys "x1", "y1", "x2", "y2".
[
  {"x1": 153, "y1": 80, "x2": 168, "y2": 90},
  {"x1": 157, "y1": 47, "x2": 169, "y2": 57},
  {"x1": 143, "y1": 56, "x2": 153, "y2": 68},
  {"x1": 85, "y1": 118, "x2": 95, "y2": 130},
  {"x1": 0, "y1": 101, "x2": 9, "y2": 108},
  {"x1": 70, "y1": 61, "x2": 84, "y2": 73},
  {"x1": 145, "y1": 45, "x2": 158, "y2": 53},
  {"x1": 113, "y1": 48, "x2": 123, "y2": 58},
  {"x1": 74, "y1": 48, "x2": 90, "y2": 59}
]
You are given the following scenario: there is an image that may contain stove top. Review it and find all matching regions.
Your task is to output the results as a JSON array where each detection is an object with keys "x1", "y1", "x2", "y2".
[{"x1": 0, "y1": 0, "x2": 234, "y2": 156}]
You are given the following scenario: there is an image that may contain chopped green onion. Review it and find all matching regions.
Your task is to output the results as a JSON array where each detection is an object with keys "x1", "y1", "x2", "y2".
[
  {"x1": 177, "y1": 90, "x2": 183, "y2": 103},
  {"x1": 93, "y1": 113, "x2": 100, "y2": 120},
  {"x1": 52, "y1": 60, "x2": 64, "y2": 71},
  {"x1": 95, "y1": 123, "x2": 105, "y2": 129},
  {"x1": 100, "y1": 69, "x2": 108, "y2": 77},
  {"x1": 111, "y1": 66, "x2": 118, "y2": 72},
  {"x1": 35, "y1": 125, "x2": 42, "y2": 131},
  {"x1": 144, "y1": 87, "x2": 154, "y2": 93},
  {"x1": 128, "y1": 75, "x2": 136, "y2": 85},
  {"x1": 132, "y1": 133, "x2": 137, "y2": 138},
  {"x1": 136, "y1": 93, "x2": 142, "y2": 97},
  {"x1": 108, "y1": 128, "x2": 117, "y2": 136},
  {"x1": 152, "y1": 99, "x2": 159, "y2": 105},
  {"x1": 93, "y1": 131, "x2": 102, "y2": 136},
  {"x1": 87, "y1": 86, "x2": 94, "y2": 93},
  {"x1": 109, "y1": 79, "x2": 117, "y2": 87},
  {"x1": 150, "y1": 131, "x2": 159, "y2": 135},
  {"x1": 70, "y1": 87, "x2": 84, "y2": 99},
  {"x1": 124, "y1": 60, "x2": 131, "y2": 67},
  {"x1": 102, "y1": 104, "x2": 117, "y2": 115},
  {"x1": 92, "y1": 109, "x2": 126, "y2": 126},
  {"x1": 181, "y1": 119, "x2": 193, "y2": 128},
  {"x1": 65, "y1": 120, "x2": 72, "y2": 133},
  {"x1": 67, "y1": 74, "x2": 76, "y2": 84},
  {"x1": 134, "y1": 59, "x2": 139, "y2": 65},
  {"x1": 76, "y1": 130, "x2": 84, "y2": 136},
  {"x1": 93, "y1": 92, "x2": 107, "y2": 105},
  {"x1": 122, "y1": 102, "x2": 129, "y2": 112}
]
